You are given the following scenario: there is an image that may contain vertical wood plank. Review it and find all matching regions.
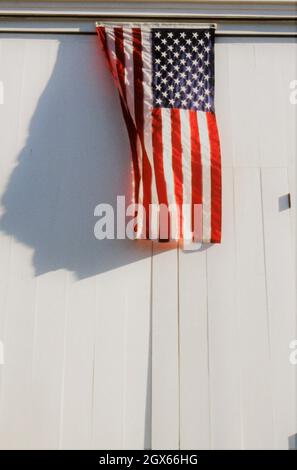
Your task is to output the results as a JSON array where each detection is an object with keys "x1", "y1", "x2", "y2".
[
  {"x1": 59, "y1": 277, "x2": 96, "y2": 449},
  {"x1": 122, "y1": 252, "x2": 152, "y2": 450},
  {"x1": 30, "y1": 271, "x2": 68, "y2": 449},
  {"x1": 0, "y1": 241, "x2": 37, "y2": 450},
  {"x1": 215, "y1": 41, "x2": 234, "y2": 169},
  {"x1": 206, "y1": 168, "x2": 242, "y2": 449},
  {"x1": 261, "y1": 168, "x2": 296, "y2": 449},
  {"x1": 255, "y1": 44, "x2": 293, "y2": 168},
  {"x1": 151, "y1": 242, "x2": 179, "y2": 449},
  {"x1": 227, "y1": 42, "x2": 260, "y2": 168},
  {"x1": 178, "y1": 246, "x2": 210, "y2": 449},
  {"x1": 92, "y1": 267, "x2": 126, "y2": 449},
  {"x1": 234, "y1": 168, "x2": 274, "y2": 449}
]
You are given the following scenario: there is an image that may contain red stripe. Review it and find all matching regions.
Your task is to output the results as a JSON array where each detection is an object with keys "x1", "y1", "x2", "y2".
[
  {"x1": 132, "y1": 27, "x2": 152, "y2": 237},
  {"x1": 152, "y1": 108, "x2": 170, "y2": 240},
  {"x1": 189, "y1": 110, "x2": 203, "y2": 240},
  {"x1": 97, "y1": 26, "x2": 140, "y2": 207},
  {"x1": 96, "y1": 26, "x2": 114, "y2": 77},
  {"x1": 206, "y1": 112, "x2": 222, "y2": 243},
  {"x1": 171, "y1": 108, "x2": 183, "y2": 239},
  {"x1": 152, "y1": 108, "x2": 168, "y2": 206},
  {"x1": 119, "y1": 100, "x2": 140, "y2": 206},
  {"x1": 114, "y1": 27, "x2": 126, "y2": 101}
]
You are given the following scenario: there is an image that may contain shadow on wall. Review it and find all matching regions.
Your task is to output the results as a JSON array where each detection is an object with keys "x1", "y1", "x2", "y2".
[{"x1": 0, "y1": 35, "x2": 155, "y2": 280}]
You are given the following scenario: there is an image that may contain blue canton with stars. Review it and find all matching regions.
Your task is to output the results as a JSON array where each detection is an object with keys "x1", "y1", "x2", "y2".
[{"x1": 152, "y1": 28, "x2": 215, "y2": 112}]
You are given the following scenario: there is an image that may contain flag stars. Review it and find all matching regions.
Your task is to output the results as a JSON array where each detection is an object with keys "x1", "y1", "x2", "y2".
[{"x1": 153, "y1": 28, "x2": 214, "y2": 111}]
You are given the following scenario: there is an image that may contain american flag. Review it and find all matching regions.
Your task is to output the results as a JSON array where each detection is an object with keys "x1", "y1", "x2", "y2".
[{"x1": 96, "y1": 23, "x2": 222, "y2": 243}]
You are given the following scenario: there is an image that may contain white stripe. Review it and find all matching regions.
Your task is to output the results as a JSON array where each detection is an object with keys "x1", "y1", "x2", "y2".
[
  {"x1": 161, "y1": 108, "x2": 176, "y2": 206},
  {"x1": 180, "y1": 109, "x2": 193, "y2": 241},
  {"x1": 135, "y1": 137, "x2": 144, "y2": 238},
  {"x1": 105, "y1": 27, "x2": 120, "y2": 95},
  {"x1": 122, "y1": 27, "x2": 135, "y2": 124},
  {"x1": 140, "y1": 28, "x2": 159, "y2": 215},
  {"x1": 161, "y1": 108, "x2": 178, "y2": 240},
  {"x1": 122, "y1": 27, "x2": 144, "y2": 234},
  {"x1": 197, "y1": 111, "x2": 211, "y2": 243}
]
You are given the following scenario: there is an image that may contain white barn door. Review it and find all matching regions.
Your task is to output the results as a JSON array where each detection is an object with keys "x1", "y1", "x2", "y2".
[{"x1": 0, "y1": 34, "x2": 296, "y2": 449}]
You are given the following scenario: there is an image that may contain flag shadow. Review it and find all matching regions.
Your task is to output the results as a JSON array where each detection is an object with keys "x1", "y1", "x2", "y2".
[{"x1": 0, "y1": 35, "x2": 155, "y2": 280}]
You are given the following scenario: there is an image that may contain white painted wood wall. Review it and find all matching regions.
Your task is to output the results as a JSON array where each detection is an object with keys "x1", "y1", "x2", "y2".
[{"x1": 0, "y1": 33, "x2": 296, "y2": 449}]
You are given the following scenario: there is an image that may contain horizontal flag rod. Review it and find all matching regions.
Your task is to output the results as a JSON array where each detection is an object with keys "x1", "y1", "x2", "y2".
[
  {"x1": 96, "y1": 21, "x2": 218, "y2": 28},
  {"x1": 0, "y1": 10, "x2": 296, "y2": 37},
  {"x1": 0, "y1": 29, "x2": 296, "y2": 37}
]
